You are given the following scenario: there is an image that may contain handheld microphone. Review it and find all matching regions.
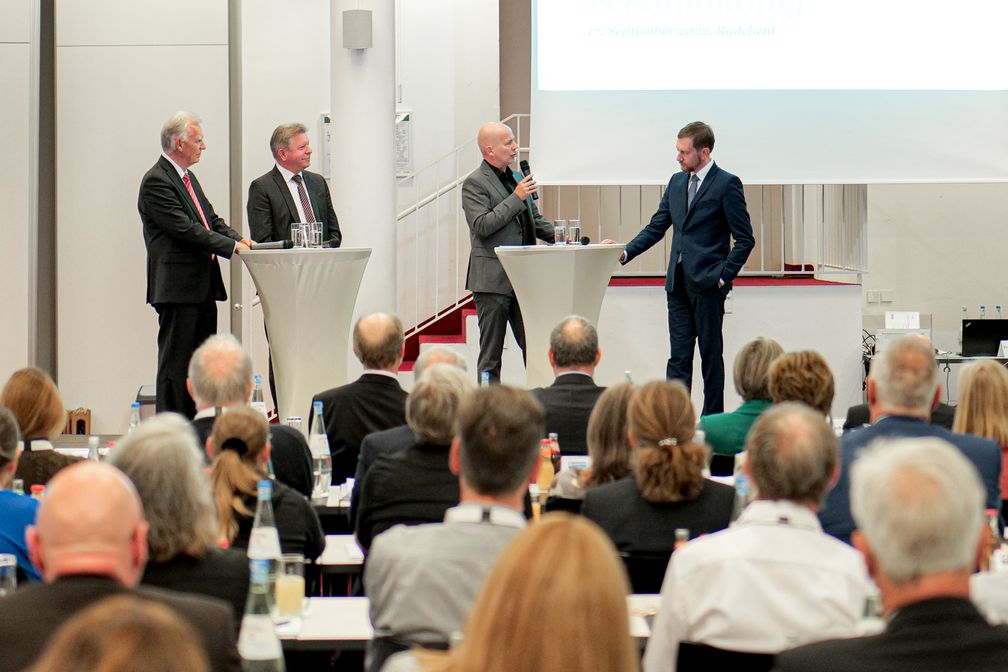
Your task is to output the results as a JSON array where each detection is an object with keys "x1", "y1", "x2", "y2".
[
  {"x1": 252, "y1": 240, "x2": 293, "y2": 250},
  {"x1": 580, "y1": 236, "x2": 590, "y2": 246},
  {"x1": 518, "y1": 160, "x2": 539, "y2": 200}
]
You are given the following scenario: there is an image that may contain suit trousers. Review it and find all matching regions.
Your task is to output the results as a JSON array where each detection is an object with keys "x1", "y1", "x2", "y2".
[
  {"x1": 154, "y1": 300, "x2": 218, "y2": 418},
  {"x1": 667, "y1": 262, "x2": 725, "y2": 416},
  {"x1": 473, "y1": 292, "x2": 527, "y2": 383}
]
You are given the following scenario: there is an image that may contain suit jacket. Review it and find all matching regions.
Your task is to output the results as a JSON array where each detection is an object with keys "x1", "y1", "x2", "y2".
[
  {"x1": 139, "y1": 156, "x2": 242, "y2": 305},
  {"x1": 0, "y1": 575, "x2": 239, "y2": 672},
  {"x1": 141, "y1": 547, "x2": 250, "y2": 621},
  {"x1": 819, "y1": 415, "x2": 1002, "y2": 545},
  {"x1": 774, "y1": 597, "x2": 1008, "y2": 672},
  {"x1": 530, "y1": 374, "x2": 605, "y2": 455},
  {"x1": 350, "y1": 424, "x2": 418, "y2": 528},
  {"x1": 623, "y1": 162, "x2": 754, "y2": 293},
  {"x1": 461, "y1": 159, "x2": 554, "y2": 296},
  {"x1": 842, "y1": 402, "x2": 956, "y2": 432},
  {"x1": 311, "y1": 373, "x2": 409, "y2": 484},
  {"x1": 582, "y1": 475, "x2": 735, "y2": 556},
  {"x1": 193, "y1": 415, "x2": 314, "y2": 499},
  {"x1": 247, "y1": 166, "x2": 342, "y2": 245}
]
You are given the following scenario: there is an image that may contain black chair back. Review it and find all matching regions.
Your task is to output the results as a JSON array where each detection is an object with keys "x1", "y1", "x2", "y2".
[
  {"x1": 545, "y1": 496, "x2": 583, "y2": 514},
  {"x1": 618, "y1": 551, "x2": 671, "y2": 594},
  {"x1": 708, "y1": 453, "x2": 736, "y2": 477},
  {"x1": 676, "y1": 642, "x2": 775, "y2": 672}
]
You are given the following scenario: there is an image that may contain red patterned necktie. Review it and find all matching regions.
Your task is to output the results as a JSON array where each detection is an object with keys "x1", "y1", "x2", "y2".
[
  {"x1": 183, "y1": 171, "x2": 215, "y2": 259},
  {"x1": 292, "y1": 173, "x2": 317, "y2": 223}
]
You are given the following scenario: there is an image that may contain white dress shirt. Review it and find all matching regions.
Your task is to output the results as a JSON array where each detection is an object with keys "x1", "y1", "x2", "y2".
[
  {"x1": 643, "y1": 499, "x2": 869, "y2": 672},
  {"x1": 276, "y1": 163, "x2": 313, "y2": 223}
]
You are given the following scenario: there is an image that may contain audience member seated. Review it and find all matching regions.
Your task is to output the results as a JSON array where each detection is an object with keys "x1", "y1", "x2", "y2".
[
  {"x1": 699, "y1": 337, "x2": 782, "y2": 458},
  {"x1": 643, "y1": 403, "x2": 868, "y2": 672},
  {"x1": 952, "y1": 359, "x2": 1008, "y2": 521},
  {"x1": 109, "y1": 413, "x2": 249, "y2": 619},
  {"x1": 364, "y1": 385, "x2": 543, "y2": 672},
  {"x1": 552, "y1": 382, "x2": 633, "y2": 500},
  {"x1": 207, "y1": 406, "x2": 324, "y2": 561},
  {"x1": 819, "y1": 336, "x2": 1000, "y2": 545},
  {"x1": 0, "y1": 462, "x2": 238, "y2": 672},
  {"x1": 350, "y1": 345, "x2": 467, "y2": 527},
  {"x1": 26, "y1": 595, "x2": 210, "y2": 672},
  {"x1": 188, "y1": 334, "x2": 313, "y2": 498},
  {"x1": 1, "y1": 367, "x2": 80, "y2": 489},
  {"x1": 0, "y1": 405, "x2": 40, "y2": 581},
  {"x1": 582, "y1": 380, "x2": 734, "y2": 557},
  {"x1": 312, "y1": 312, "x2": 408, "y2": 484},
  {"x1": 530, "y1": 315, "x2": 606, "y2": 455},
  {"x1": 777, "y1": 438, "x2": 1008, "y2": 672},
  {"x1": 387, "y1": 513, "x2": 637, "y2": 672},
  {"x1": 355, "y1": 365, "x2": 474, "y2": 551},
  {"x1": 767, "y1": 350, "x2": 835, "y2": 417}
]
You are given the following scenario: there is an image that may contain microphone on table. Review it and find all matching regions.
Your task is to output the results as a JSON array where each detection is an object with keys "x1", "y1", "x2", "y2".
[
  {"x1": 252, "y1": 240, "x2": 293, "y2": 250},
  {"x1": 580, "y1": 236, "x2": 590, "y2": 246},
  {"x1": 518, "y1": 160, "x2": 539, "y2": 200}
]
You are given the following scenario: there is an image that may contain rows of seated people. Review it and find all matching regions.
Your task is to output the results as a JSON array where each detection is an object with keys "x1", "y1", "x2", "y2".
[{"x1": 1, "y1": 314, "x2": 1007, "y2": 672}]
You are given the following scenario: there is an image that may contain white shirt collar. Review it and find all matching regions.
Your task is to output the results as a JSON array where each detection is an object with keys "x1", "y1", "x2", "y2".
[
  {"x1": 555, "y1": 370, "x2": 593, "y2": 379},
  {"x1": 276, "y1": 163, "x2": 300, "y2": 184},
  {"x1": 362, "y1": 369, "x2": 400, "y2": 380},
  {"x1": 444, "y1": 503, "x2": 526, "y2": 529},
  {"x1": 735, "y1": 499, "x2": 823, "y2": 533},
  {"x1": 194, "y1": 407, "x2": 218, "y2": 420},
  {"x1": 693, "y1": 159, "x2": 714, "y2": 186},
  {"x1": 162, "y1": 152, "x2": 187, "y2": 179}
]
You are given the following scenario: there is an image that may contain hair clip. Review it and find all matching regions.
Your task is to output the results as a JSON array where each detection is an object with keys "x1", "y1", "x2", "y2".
[
  {"x1": 220, "y1": 436, "x2": 248, "y2": 456},
  {"x1": 658, "y1": 437, "x2": 678, "y2": 447}
]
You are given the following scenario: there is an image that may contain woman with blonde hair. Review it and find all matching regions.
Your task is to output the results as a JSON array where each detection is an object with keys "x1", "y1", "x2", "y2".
[
  {"x1": 582, "y1": 380, "x2": 734, "y2": 556},
  {"x1": 397, "y1": 513, "x2": 637, "y2": 672},
  {"x1": 553, "y1": 382, "x2": 634, "y2": 500},
  {"x1": 207, "y1": 406, "x2": 324, "y2": 560},
  {"x1": 1, "y1": 367, "x2": 80, "y2": 489},
  {"x1": 953, "y1": 359, "x2": 1008, "y2": 520}
]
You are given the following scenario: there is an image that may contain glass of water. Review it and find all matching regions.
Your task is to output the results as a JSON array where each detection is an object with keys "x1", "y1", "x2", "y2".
[
  {"x1": 0, "y1": 554, "x2": 17, "y2": 597},
  {"x1": 553, "y1": 220, "x2": 567, "y2": 246},
  {"x1": 567, "y1": 219, "x2": 582, "y2": 245}
]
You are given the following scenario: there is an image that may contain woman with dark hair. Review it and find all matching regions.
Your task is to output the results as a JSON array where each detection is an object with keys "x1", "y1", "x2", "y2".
[
  {"x1": 207, "y1": 406, "x2": 324, "y2": 560},
  {"x1": 582, "y1": 380, "x2": 734, "y2": 556}
]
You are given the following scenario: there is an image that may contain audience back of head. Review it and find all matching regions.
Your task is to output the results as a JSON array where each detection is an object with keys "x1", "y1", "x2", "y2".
[
  {"x1": 187, "y1": 334, "x2": 252, "y2": 407},
  {"x1": 413, "y1": 345, "x2": 467, "y2": 380},
  {"x1": 768, "y1": 350, "x2": 835, "y2": 416},
  {"x1": 952, "y1": 359, "x2": 1008, "y2": 446},
  {"x1": 869, "y1": 335, "x2": 939, "y2": 415},
  {"x1": 0, "y1": 405, "x2": 20, "y2": 477},
  {"x1": 549, "y1": 316, "x2": 600, "y2": 369},
  {"x1": 206, "y1": 406, "x2": 270, "y2": 541},
  {"x1": 406, "y1": 364, "x2": 475, "y2": 445},
  {"x1": 733, "y1": 337, "x2": 784, "y2": 401},
  {"x1": 354, "y1": 313, "x2": 405, "y2": 370},
  {"x1": 1, "y1": 367, "x2": 65, "y2": 440},
  {"x1": 582, "y1": 381, "x2": 633, "y2": 488}
]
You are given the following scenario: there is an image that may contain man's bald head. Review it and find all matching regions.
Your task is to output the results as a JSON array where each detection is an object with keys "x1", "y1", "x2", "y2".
[
  {"x1": 352, "y1": 313, "x2": 405, "y2": 371},
  {"x1": 187, "y1": 334, "x2": 253, "y2": 408},
  {"x1": 28, "y1": 462, "x2": 148, "y2": 586},
  {"x1": 477, "y1": 122, "x2": 517, "y2": 170}
]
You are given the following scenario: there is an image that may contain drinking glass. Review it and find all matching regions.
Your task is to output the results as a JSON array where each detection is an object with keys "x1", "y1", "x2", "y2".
[
  {"x1": 567, "y1": 219, "x2": 582, "y2": 245},
  {"x1": 275, "y1": 553, "x2": 305, "y2": 619},
  {"x1": 553, "y1": 220, "x2": 567, "y2": 246},
  {"x1": 0, "y1": 555, "x2": 17, "y2": 597}
]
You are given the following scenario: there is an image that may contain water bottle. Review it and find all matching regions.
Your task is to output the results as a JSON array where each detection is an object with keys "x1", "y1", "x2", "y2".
[
  {"x1": 87, "y1": 435, "x2": 100, "y2": 462},
  {"x1": 480, "y1": 370, "x2": 490, "y2": 387},
  {"x1": 251, "y1": 374, "x2": 268, "y2": 419},
  {"x1": 732, "y1": 473, "x2": 749, "y2": 522},
  {"x1": 309, "y1": 402, "x2": 332, "y2": 503},
  {"x1": 238, "y1": 559, "x2": 286, "y2": 671},
  {"x1": 128, "y1": 402, "x2": 141, "y2": 433},
  {"x1": 247, "y1": 480, "x2": 282, "y2": 596}
]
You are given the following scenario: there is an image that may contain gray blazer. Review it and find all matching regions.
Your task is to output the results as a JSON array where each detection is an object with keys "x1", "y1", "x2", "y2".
[{"x1": 461, "y1": 160, "x2": 554, "y2": 295}]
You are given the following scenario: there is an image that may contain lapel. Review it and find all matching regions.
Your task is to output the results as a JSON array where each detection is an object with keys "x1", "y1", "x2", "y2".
[
  {"x1": 270, "y1": 166, "x2": 300, "y2": 222},
  {"x1": 159, "y1": 156, "x2": 201, "y2": 223},
  {"x1": 481, "y1": 161, "x2": 511, "y2": 203},
  {"x1": 683, "y1": 162, "x2": 719, "y2": 226}
]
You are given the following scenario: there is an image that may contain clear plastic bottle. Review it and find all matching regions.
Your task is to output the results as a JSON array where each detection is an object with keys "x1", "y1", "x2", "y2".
[
  {"x1": 127, "y1": 402, "x2": 141, "y2": 433},
  {"x1": 87, "y1": 435, "x2": 100, "y2": 462},
  {"x1": 238, "y1": 559, "x2": 286, "y2": 671},
  {"x1": 308, "y1": 402, "x2": 332, "y2": 502},
  {"x1": 251, "y1": 374, "x2": 268, "y2": 419}
]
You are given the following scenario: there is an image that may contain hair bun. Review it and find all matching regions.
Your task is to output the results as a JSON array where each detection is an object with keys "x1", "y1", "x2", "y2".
[{"x1": 220, "y1": 437, "x2": 248, "y2": 456}]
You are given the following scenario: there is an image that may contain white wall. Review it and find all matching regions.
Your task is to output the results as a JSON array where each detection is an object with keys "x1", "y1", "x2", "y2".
[
  {"x1": 55, "y1": 0, "x2": 230, "y2": 433},
  {"x1": 0, "y1": 0, "x2": 35, "y2": 378}
]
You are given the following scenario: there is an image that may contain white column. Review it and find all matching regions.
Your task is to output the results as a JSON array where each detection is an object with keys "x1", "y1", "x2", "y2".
[{"x1": 330, "y1": 0, "x2": 396, "y2": 319}]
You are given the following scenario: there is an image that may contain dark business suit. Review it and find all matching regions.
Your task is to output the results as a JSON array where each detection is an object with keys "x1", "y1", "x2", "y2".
[
  {"x1": 842, "y1": 401, "x2": 955, "y2": 432},
  {"x1": 819, "y1": 415, "x2": 1002, "y2": 545},
  {"x1": 530, "y1": 373, "x2": 605, "y2": 455},
  {"x1": 350, "y1": 424, "x2": 417, "y2": 528},
  {"x1": 461, "y1": 159, "x2": 554, "y2": 382},
  {"x1": 775, "y1": 598, "x2": 1008, "y2": 672},
  {"x1": 193, "y1": 414, "x2": 314, "y2": 498},
  {"x1": 0, "y1": 575, "x2": 240, "y2": 672},
  {"x1": 247, "y1": 166, "x2": 342, "y2": 245},
  {"x1": 310, "y1": 373, "x2": 408, "y2": 485},
  {"x1": 623, "y1": 162, "x2": 754, "y2": 416},
  {"x1": 139, "y1": 156, "x2": 242, "y2": 418}
]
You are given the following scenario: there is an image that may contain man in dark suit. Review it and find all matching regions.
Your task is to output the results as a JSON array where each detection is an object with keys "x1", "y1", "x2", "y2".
[
  {"x1": 311, "y1": 313, "x2": 408, "y2": 484},
  {"x1": 842, "y1": 400, "x2": 955, "y2": 432},
  {"x1": 139, "y1": 111, "x2": 251, "y2": 418},
  {"x1": 0, "y1": 462, "x2": 239, "y2": 672},
  {"x1": 530, "y1": 316, "x2": 605, "y2": 455},
  {"x1": 607, "y1": 121, "x2": 754, "y2": 416},
  {"x1": 461, "y1": 122, "x2": 555, "y2": 383},
  {"x1": 820, "y1": 335, "x2": 1001, "y2": 545},
  {"x1": 777, "y1": 438, "x2": 1008, "y2": 672},
  {"x1": 187, "y1": 333, "x2": 313, "y2": 498}
]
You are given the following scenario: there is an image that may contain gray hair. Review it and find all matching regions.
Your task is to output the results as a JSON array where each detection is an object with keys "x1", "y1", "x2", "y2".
[
  {"x1": 851, "y1": 437, "x2": 985, "y2": 584},
  {"x1": 406, "y1": 364, "x2": 475, "y2": 444},
  {"x1": 549, "y1": 316, "x2": 599, "y2": 368},
  {"x1": 353, "y1": 313, "x2": 404, "y2": 370},
  {"x1": 0, "y1": 406, "x2": 19, "y2": 467},
  {"x1": 733, "y1": 337, "x2": 784, "y2": 401},
  {"x1": 187, "y1": 334, "x2": 252, "y2": 407},
  {"x1": 870, "y1": 336, "x2": 939, "y2": 413},
  {"x1": 269, "y1": 122, "x2": 309, "y2": 159},
  {"x1": 745, "y1": 402, "x2": 838, "y2": 505},
  {"x1": 160, "y1": 111, "x2": 200, "y2": 152},
  {"x1": 414, "y1": 346, "x2": 467, "y2": 380},
  {"x1": 108, "y1": 413, "x2": 220, "y2": 562},
  {"x1": 456, "y1": 386, "x2": 544, "y2": 497}
]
